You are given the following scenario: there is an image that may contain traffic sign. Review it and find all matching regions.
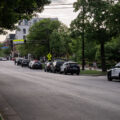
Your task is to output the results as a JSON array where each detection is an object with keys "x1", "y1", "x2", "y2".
[
  {"x1": 47, "y1": 53, "x2": 52, "y2": 61},
  {"x1": 13, "y1": 39, "x2": 24, "y2": 44}
]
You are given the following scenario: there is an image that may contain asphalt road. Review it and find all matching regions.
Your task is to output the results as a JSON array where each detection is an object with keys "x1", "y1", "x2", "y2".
[{"x1": 0, "y1": 61, "x2": 120, "y2": 120}]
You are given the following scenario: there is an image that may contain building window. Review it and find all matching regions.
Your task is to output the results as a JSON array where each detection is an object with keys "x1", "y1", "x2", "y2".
[
  {"x1": 23, "y1": 29, "x2": 26, "y2": 34},
  {"x1": 24, "y1": 19, "x2": 28, "y2": 25}
]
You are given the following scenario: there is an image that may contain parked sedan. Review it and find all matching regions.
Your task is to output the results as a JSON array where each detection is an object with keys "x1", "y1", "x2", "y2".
[
  {"x1": 29, "y1": 60, "x2": 42, "y2": 69},
  {"x1": 21, "y1": 59, "x2": 30, "y2": 67},
  {"x1": 107, "y1": 62, "x2": 120, "y2": 81},
  {"x1": 60, "y1": 62, "x2": 80, "y2": 75}
]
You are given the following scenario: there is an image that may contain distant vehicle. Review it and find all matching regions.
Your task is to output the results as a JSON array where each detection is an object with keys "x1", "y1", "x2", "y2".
[
  {"x1": 21, "y1": 59, "x2": 30, "y2": 67},
  {"x1": 51, "y1": 60, "x2": 64, "y2": 73},
  {"x1": 60, "y1": 62, "x2": 80, "y2": 75},
  {"x1": 44, "y1": 62, "x2": 52, "y2": 72},
  {"x1": 0, "y1": 57, "x2": 7, "y2": 61},
  {"x1": 2, "y1": 57, "x2": 7, "y2": 61},
  {"x1": 29, "y1": 60, "x2": 42, "y2": 69},
  {"x1": 107, "y1": 62, "x2": 120, "y2": 81},
  {"x1": 0, "y1": 57, "x2": 2, "y2": 61}
]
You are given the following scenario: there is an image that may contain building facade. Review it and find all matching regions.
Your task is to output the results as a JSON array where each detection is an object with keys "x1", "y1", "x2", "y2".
[{"x1": 15, "y1": 17, "x2": 58, "y2": 40}]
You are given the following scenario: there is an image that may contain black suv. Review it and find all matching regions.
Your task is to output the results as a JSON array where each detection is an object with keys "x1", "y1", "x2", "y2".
[
  {"x1": 60, "y1": 62, "x2": 80, "y2": 75},
  {"x1": 51, "y1": 61, "x2": 64, "y2": 73},
  {"x1": 21, "y1": 59, "x2": 30, "y2": 67},
  {"x1": 15, "y1": 58, "x2": 23, "y2": 65}
]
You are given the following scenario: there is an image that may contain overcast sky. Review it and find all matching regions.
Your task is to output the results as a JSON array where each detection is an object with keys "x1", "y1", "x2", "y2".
[{"x1": 0, "y1": 0, "x2": 77, "y2": 42}]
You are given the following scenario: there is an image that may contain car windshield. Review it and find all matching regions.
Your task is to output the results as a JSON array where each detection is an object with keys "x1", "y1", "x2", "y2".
[
  {"x1": 57, "y1": 61, "x2": 64, "y2": 65},
  {"x1": 35, "y1": 61, "x2": 41, "y2": 64},
  {"x1": 24, "y1": 60, "x2": 29, "y2": 62},
  {"x1": 115, "y1": 63, "x2": 120, "y2": 68},
  {"x1": 115, "y1": 66, "x2": 120, "y2": 68}
]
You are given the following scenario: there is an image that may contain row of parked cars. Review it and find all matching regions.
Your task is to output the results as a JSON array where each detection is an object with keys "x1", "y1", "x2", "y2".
[
  {"x1": 14, "y1": 58, "x2": 80, "y2": 75},
  {"x1": 44, "y1": 60, "x2": 80, "y2": 75},
  {"x1": 15, "y1": 58, "x2": 42, "y2": 69}
]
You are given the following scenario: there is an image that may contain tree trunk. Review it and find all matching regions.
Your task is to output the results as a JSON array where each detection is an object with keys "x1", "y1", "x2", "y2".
[
  {"x1": 100, "y1": 42, "x2": 106, "y2": 72},
  {"x1": 82, "y1": 34, "x2": 85, "y2": 70},
  {"x1": 82, "y1": 5, "x2": 85, "y2": 71}
]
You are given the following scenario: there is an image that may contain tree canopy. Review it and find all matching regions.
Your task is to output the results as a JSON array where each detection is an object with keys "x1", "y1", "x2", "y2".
[
  {"x1": 70, "y1": 0, "x2": 120, "y2": 71},
  {"x1": 17, "y1": 19, "x2": 71, "y2": 59},
  {"x1": 0, "y1": 0, "x2": 50, "y2": 34}
]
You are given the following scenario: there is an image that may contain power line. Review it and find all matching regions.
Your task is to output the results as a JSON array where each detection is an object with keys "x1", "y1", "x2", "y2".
[
  {"x1": 47, "y1": 3, "x2": 73, "y2": 6},
  {"x1": 44, "y1": 3, "x2": 74, "y2": 9},
  {"x1": 44, "y1": 7, "x2": 74, "y2": 9}
]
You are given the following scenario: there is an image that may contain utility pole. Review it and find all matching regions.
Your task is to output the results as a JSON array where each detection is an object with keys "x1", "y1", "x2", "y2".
[{"x1": 82, "y1": 4, "x2": 85, "y2": 70}]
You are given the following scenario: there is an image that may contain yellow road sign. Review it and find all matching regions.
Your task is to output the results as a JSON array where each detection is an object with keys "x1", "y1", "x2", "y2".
[
  {"x1": 13, "y1": 39, "x2": 24, "y2": 44},
  {"x1": 47, "y1": 53, "x2": 52, "y2": 61}
]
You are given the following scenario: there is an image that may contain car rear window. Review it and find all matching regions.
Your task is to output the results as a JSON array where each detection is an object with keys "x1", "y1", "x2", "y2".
[
  {"x1": 69, "y1": 63, "x2": 78, "y2": 67},
  {"x1": 57, "y1": 61, "x2": 64, "y2": 65}
]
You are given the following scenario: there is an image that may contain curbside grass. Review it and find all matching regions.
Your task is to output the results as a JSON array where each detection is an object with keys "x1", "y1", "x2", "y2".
[{"x1": 80, "y1": 70, "x2": 107, "y2": 76}]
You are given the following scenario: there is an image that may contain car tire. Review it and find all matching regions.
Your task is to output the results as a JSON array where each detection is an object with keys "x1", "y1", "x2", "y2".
[
  {"x1": 107, "y1": 71, "x2": 112, "y2": 81},
  {"x1": 64, "y1": 69, "x2": 67, "y2": 75},
  {"x1": 53, "y1": 69, "x2": 56, "y2": 73},
  {"x1": 76, "y1": 72, "x2": 80, "y2": 75},
  {"x1": 71, "y1": 72, "x2": 73, "y2": 75}
]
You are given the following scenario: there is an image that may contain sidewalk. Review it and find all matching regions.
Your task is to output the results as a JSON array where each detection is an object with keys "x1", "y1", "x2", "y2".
[{"x1": 0, "y1": 94, "x2": 22, "y2": 120}]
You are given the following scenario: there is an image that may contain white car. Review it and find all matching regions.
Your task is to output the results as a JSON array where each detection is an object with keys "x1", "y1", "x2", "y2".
[
  {"x1": 29, "y1": 60, "x2": 34, "y2": 68},
  {"x1": 107, "y1": 62, "x2": 120, "y2": 81}
]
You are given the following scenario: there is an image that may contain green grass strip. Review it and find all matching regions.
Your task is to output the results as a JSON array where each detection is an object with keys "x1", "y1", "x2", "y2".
[{"x1": 81, "y1": 70, "x2": 106, "y2": 75}]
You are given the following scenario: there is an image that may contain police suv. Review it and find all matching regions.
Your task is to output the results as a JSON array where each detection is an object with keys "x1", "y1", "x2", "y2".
[{"x1": 107, "y1": 62, "x2": 120, "y2": 81}]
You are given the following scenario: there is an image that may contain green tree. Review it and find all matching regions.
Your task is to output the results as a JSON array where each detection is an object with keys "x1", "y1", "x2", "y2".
[
  {"x1": 70, "y1": 0, "x2": 89, "y2": 70},
  {"x1": 71, "y1": 0, "x2": 114, "y2": 72},
  {"x1": 27, "y1": 19, "x2": 61, "y2": 57},
  {"x1": 50, "y1": 25, "x2": 72, "y2": 59},
  {"x1": 0, "y1": 0, "x2": 50, "y2": 34},
  {"x1": 17, "y1": 19, "x2": 71, "y2": 59}
]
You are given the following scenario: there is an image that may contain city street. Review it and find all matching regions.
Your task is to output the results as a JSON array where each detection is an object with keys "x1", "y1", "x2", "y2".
[{"x1": 0, "y1": 61, "x2": 120, "y2": 120}]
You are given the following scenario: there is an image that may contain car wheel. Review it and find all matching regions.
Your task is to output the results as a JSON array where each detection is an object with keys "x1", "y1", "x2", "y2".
[
  {"x1": 71, "y1": 72, "x2": 73, "y2": 75},
  {"x1": 64, "y1": 69, "x2": 67, "y2": 75},
  {"x1": 53, "y1": 69, "x2": 56, "y2": 73},
  {"x1": 119, "y1": 73, "x2": 120, "y2": 80},
  {"x1": 76, "y1": 72, "x2": 80, "y2": 75},
  {"x1": 107, "y1": 71, "x2": 112, "y2": 81}
]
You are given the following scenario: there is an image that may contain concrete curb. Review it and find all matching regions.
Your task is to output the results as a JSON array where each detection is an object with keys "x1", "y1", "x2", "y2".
[{"x1": 0, "y1": 94, "x2": 22, "y2": 120}]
